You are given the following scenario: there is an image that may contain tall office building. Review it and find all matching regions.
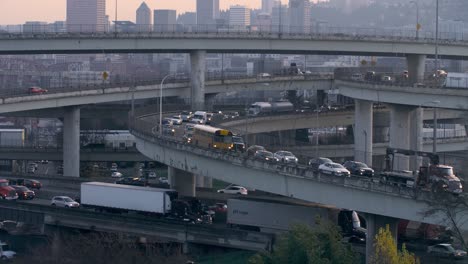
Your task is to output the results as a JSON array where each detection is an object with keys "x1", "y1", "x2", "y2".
[
  {"x1": 272, "y1": 4, "x2": 289, "y2": 33},
  {"x1": 262, "y1": 0, "x2": 280, "y2": 15},
  {"x1": 289, "y1": 0, "x2": 310, "y2": 33},
  {"x1": 229, "y1": 5, "x2": 251, "y2": 26},
  {"x1": 154, "y1": 10, "x2": 177, "y2": 32},
  {"x1": 67, "y1": 0, "x2": 106, "y2": 32},
  {"x1": 136, "y1": 2, "x2": 152, "y2": 31},
  {"x1": 196, "y1": 0, "x2": 220, "y2": 25}
]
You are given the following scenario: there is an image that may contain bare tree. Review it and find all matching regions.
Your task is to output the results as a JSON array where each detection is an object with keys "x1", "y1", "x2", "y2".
[{"x1": 423, "y1": 191, "x2": 468, "y2": 250}]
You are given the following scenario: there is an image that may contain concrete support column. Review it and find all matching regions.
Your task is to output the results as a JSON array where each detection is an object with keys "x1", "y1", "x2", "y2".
[
  {"x1": 406, "y1": 54, "x2": 426, "y2": 84},
  {"x1": 365, "y1": 214, "x2": 399, "y2": 264},
  {"x1": 389, "y1": 104, "x2": 412, "y2": 171},
  {"x1": 168, "y1": 167, "x2": 195, "y2": 197},
  {"x1": 196, "y1": 175, "x2": 213, "y2": 188},
  {"x1": 354, "y1": 99, "x2": 373, "y2": 166},
  {"x1": 190, "y1": 50, "x2": 206, "y2": 111},
  {"x1": 410, "y1": 107, "x2": 424, "y2": 171},
  {"x1": 63, "y1": 107, "x2": 80, "y2": 177}
]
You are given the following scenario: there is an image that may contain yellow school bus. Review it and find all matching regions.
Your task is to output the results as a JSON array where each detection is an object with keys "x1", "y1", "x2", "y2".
[{"x1": 192, "y1": 125, "x2": 234, "y2": 150}]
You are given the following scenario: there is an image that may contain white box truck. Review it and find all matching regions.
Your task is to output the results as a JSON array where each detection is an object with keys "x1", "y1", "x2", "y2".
[
  {"x1": 444, "y1": 72, "x2": 468, "y2": 88},
  {"x1": 227, "y1": 198, "x2": 336, "y2": 233},
  {"x1": 81, "y1": 182, "x2": 176, "y2": 215}
]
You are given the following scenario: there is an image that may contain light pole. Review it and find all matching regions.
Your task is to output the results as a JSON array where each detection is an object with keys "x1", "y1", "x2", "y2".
[
  {"x1": 363, "y1": 130, "x2": 368, "y2": 165},
  {"x1": 159, "y1": 74, "x2": 176, "y2": 136},
  {"x1": 434, "y1": 0, "x2": 439, "y2": 77},
  {"x1": 410, "y1": 0, "x2": 420, "y2": 39},
  {"x1": 114, "y1": 0, "x2": 118, "y2": 34}
]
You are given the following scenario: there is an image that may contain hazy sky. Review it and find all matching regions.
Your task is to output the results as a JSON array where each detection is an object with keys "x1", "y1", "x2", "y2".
[{"x1": 0, "y1": 0, "x2": 309, "y2": 25}]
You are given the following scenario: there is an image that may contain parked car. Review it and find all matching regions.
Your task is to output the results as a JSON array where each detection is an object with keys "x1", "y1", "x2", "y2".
[
  {"x1": 180, "y1": 111, "x2": 193, "y2": 122},
  {"x1": 343, "y1": 161, "x2": 374, "y2": 177},
  {"x1": 115, "y1": 177, "x2": 147, "y2": 187},
  {"x1": 274, "y1": 151, "x2": 298, "y2": 164},
  {"x1": 308, "y1": 157, "x2": 333, "y2": 172},
  {"x1": 11, "y1": 185, "x2": 35, "y2": 200},
  {"x1": 217, "y1": 185, "x2": 248, "y2": 195},
  {"x1": 246, "y1": 145, "x2": 265, "y2": 156},
  {"x1": 111, "y1": 172, "x2": 123, "y2": 178},
  {"x1": 318, "y1": 162, "x2": 351, "y2": 177},
  {"x1": 51, "y1": 196, "x2": 80, "y2": 208},
  {"x1": 427, "y1": 244, "x2": 467, "y2": 260},
  {"x1": 28, "y1": 86, "x2": 48, "y2": 94},
  {"x1": 254, "y1": 150, "x2": 279, "y2": 163}
]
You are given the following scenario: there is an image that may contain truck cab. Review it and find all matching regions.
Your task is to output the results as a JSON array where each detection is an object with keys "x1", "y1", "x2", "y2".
[
  {"x1": 191, "y1": 111, "x2": 207, "y2": 124},
  {"x1": 419, "y1": 165, "x2": 463, "y2": 194}
]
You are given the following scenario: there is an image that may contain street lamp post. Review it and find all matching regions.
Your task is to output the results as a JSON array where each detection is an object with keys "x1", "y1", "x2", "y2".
[
  {"x1": 114, "y1": 0, "x2": 118, "y2": 34},
  {"x1": 421, "y1": 100, "x2": 440, "y2": 153},
  {"x1": 159, "y1": 74, "x2": 176, "y2": 136},
  {"x1": 363, "y1": 130, "x2": 368, "y2": 164},
  {"x1": 410, "y1": 1, "x2": 420, "y2": 39},
  {"x1": 435, "y1": 0, "x2": 439, "y2": 76}
]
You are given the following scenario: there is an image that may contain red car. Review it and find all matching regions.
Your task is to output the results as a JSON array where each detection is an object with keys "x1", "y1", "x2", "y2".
[
  {"x1": 28, "y1": 86, "x2": 48, "y2": 94},
  {"x1": 209, "y1": 203, "x2": 228, "y2": 213}
]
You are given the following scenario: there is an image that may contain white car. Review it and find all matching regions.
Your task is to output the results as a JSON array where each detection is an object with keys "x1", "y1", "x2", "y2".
[
  {"x1": 148, "y1": 171, "x2": 157, "y2": 178},
  {"x1": 51, "y1": 196, "x2": 80, "y2": 208},
  {"x1": 217, "y1": 185, "x2": 248, "y2": 195},
  {"x1": 0, "y1": 241, "x2": 15, "y2": 260},
  {"x1": 318, "y1": 162, "x2": 351, "y2": 177},
  {"x1": 170, "y1": 116, "x2": 183, "y2": 125},
  {"x1": 274, "y1": 151, "x2": 299, "y2": 164},
  {"x1": 111, "y1": 172, "x2": 123, "y2": 178},
  {"x1": 159, "y1": 177, "x2": 169, "y2": 184}
]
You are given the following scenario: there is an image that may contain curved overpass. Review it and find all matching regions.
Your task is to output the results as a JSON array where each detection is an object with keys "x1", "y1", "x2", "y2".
[
  {"x1": 0, "y1": 75, "x2": 331, "y2": 114},
  {"x1": 336, "y1": 80, "x2": 468, "y2": 110},
  {"x1": 1, "y1": 30, "x2": 468, "y2": 59},
  {"x1": 130, "y1": 116, "x2": 466, "y2": 230}
]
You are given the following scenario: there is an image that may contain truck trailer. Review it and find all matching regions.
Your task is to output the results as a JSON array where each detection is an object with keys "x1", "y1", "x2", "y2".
[
  {"x1": 247, "y1": 101, "x2": 294, "y2": 116},
  {"x1": 81, "y1": 182, "x2": 176, "y2": 215},
  {"x1": 227, "y1": 198, "x2": 336, "y2": 233}
]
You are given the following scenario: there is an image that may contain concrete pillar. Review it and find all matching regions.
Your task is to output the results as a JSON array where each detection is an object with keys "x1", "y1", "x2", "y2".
[
  {"x1": 354, "y1": 100, "x2": 373, "y2": 166},
  {"x1": 410, "y1": 107, "x2": 424, "y2": 171},
  {"x1": 406, "y1": 54, "x2": 426, "y2": 84},
  {"x1": 365, "y1": 214, "x2": 399, "y2": 264},
  {"x1": 168, "y1": 167, "x2": 195, "y2": 197},
  {"x1": 389, "y1": 104, "x2": 412, "y2": 171},
  {"x1": 190, "y1": 50, "x2": 206, "y2": 111},
  {"x1": 63, "y1": 107, "x2": 80, "y2": 177}
]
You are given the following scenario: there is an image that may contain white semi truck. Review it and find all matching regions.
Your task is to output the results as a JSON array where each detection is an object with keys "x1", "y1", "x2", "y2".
[{"x1": 81, "y1": 182, "x2": 176, "y2": 215}]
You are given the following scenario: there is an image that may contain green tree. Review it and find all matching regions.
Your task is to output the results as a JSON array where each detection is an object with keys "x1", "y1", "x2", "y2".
[
  {"x1": 249, "y1": 220, "x2": 359, "y2": 264},
  {"x1": 371, "y1": 225, "x2": 419, "y2": 264}
]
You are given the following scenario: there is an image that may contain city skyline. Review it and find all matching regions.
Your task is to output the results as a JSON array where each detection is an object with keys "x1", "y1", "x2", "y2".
[{"x1": 0, "y1": 0, "x2": 322, "y2": 25}]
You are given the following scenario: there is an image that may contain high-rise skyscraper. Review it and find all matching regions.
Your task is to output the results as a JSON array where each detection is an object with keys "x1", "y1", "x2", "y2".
[
  {"x1": 262, "y1": 0, "x2": 280, "y2": 15},
  {"x1": 67, "y1": 0, "x2": 106, "y2": 32},
  {"x1": 229, "y1": 5, "x2": 251, "y2": 26},
  {"x1": 154, "y1": 10, "x2": 177, "y2": 32},
  {"x1": 289, "y1": 0, "x2": 310, "y2": 33},
  {"x1": 272, "y1": 4, "x2": 289, "y2": 33},
  {"x1": 136, "y1": 2, "x2": 152, "y2": 31},
  {"x1": 196, "y1": 0, "x2": 220, "y2": 25}
]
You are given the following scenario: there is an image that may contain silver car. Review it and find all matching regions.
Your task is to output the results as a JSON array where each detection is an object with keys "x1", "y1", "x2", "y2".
[
  {"x1": 51, "y1": 196, "x2": 80, "y2": 208},
  {"x1": 274, "y1": 151, "x2": 298, "y2": 164}
]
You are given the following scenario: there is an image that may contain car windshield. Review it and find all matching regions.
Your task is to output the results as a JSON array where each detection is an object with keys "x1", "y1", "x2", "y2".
[
  {"x1": 15, "y1": 186, "x2": 28, "y2": 191},
  {"x1": 354, "y1": 162, "x2": 368, "y2": 168},
  {"x1": 437, "y1": 167, "x2": 454, "y2": 177},
  {"x1": 331, "y1": 164, "x2": 345, "y2": 169},
  {"x1": 443, "y1": 245, "x2": 456, "y2": 253},
  {"x1": 181, "y1": 111, "x2": 190, "y2": 115},
  {"x1": 63, "y1": 197, "x2": 74, "y2": 202},
  {"x1": 263, "y1": 152, "x2": 274, "y2": 157},
  {"x1": 193, "y1": 115, "x2": 203, "y2": 119},
  {"x1": 0, "y1": 182, "x2": 8, "y2": 187},
  {"x1": 320, "y1": 158, "x2": 332, "y2": 164},
  {"x1": 233, "y1": 137, "x2": 244, "y2": 143},
  {"x1": 281, "y1": 151, "x2": 293, "y2": 156}
]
